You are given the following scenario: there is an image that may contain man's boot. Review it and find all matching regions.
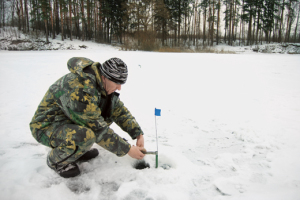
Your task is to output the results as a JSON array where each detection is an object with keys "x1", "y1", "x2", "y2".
[
  {"x1": 47, "y1": 148, "x2": 98, "y2": 178},
  {"x1": 56, "y1": 163, "x2": 80, "y2": 178},
  {"x1": 77, "y1": 148, "x2": 99, "y2": 162},
  {"x1": 47, "y1": 158, "x2": 81, "y2": 178}
]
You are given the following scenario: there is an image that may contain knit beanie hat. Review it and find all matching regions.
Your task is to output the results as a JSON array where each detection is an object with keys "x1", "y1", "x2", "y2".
[{"x1": 100, "y1": 58, "x2": 128, "y2": 84}]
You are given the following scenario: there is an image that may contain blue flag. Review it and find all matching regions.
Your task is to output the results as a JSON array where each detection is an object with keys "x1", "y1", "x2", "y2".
[{"x1": 155, "y1": 108, "x2": 161, "y2": 116}]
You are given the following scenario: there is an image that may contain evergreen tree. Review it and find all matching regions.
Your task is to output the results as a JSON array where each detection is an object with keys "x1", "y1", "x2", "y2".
[
  {"x1": 154, "y1": 0, "x2": 170, "y2": 46},
  {"x1": 242, "y1": 0, "x2": 257, "y2": 45},
  {"x1": 39, "y1": 0, "x2": 51, "y2": 42},
  {"x1": 200, "y1": 0, "x2": 209, "y2": 45},
  {"x1": 165, "y1": 0, "x2": 191, "y2": 46},
  {"x1": 262, "y1": 0, "x2": 279, "y2": 43}
]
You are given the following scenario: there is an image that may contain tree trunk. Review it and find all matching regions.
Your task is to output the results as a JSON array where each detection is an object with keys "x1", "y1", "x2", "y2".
[
  {"x1": 198, "y1": 9, "x2": 201, "y2": 41},
  {"x1": 211, "y1": 0, "x2": 215, "y2": 46},
  {"x1": 87, "y1": 0, "x2": 90, "y2": 40},
  {"x1": 16, "y1": 1, "x2": 21, "y2": 31},
  {"x1": 55, "y1": 0, "x2": 60, "y2": 35},
  {"x1": 73, "y1": 0, "x2": 78, "y2": 39},
  {"x1": 64, "y1": 8, "x2": 68, "y2": 39},
  {"x1": 285, "y1": 2, "x2": 291, "y2": 42},
  {"x1": 231, "y1": 0, "x2": 236, "y2": 44},
  {"x1": 24, "y1": 0, "x2": 29, "y2": 32},
  {"x1": 42, "y1": 6, "x2": 49, "y2": 43},
  {"x1": 229, "y1": 0, "x2": 232, "y2": 45},
  {"x1": 178, "y1": 2, "x2": 181, "y2": 46},
  {"x1": 49, "y1": 0, "x2": 55, "y2": 39},
  {"x1": 11, "y1": 0, "x2": 15, "y2": 27},
  {"x1": 287, "y1": 11, "x2": 293, "y2": 42},
  {"x1": 20, "y1": 0, "x2": 25, "y2": 31},
  {"x1": 247, "y1": 8, "x2": 252, "y2": 46},
  {"x1": 217, "y1": 0, "x2": 220, "y2": 45},
  {"x1": 60, "y1": 0, "x2": 64, "y2": 41},
  {"x1": 294, "y1": 3, "x2": 300, "y2": 42},
  {"x1": 81, "y1": 0, "x2": 85, "y2": 41},
  {"x1": 193, "y1": 1, "x2": 198, "y2": 46},
  {"x1": 278, "y1": 0, "x2": 284, "y2": 42},
  {"x1": 1, "y1": 0, "x2": 5, "y2": 28},
  {"x1": 69, "y1": 0, "x2": 72, "y2": 40},
  {"x1": 208, "y1": 0, "x2": 211, "y2": 45},
  {"x1": 203, "y1": 8, "x2": 206, "y2": 45},
  {"x1": 94, "y1": 0, "x2": 97, "y2": 41},
  {"x1": 99, "y1": 0, "x2": 102, "y2": 42},
  {"x1": 256, "y1": 3, "x2": 260, "y2": 44},
  {"x1": 239, "y1": 0, "x2": 243, "y2": 45}
]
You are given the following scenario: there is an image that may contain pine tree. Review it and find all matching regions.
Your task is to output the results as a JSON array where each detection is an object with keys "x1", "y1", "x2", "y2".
[
  {"x1": 200, "y1": 0, "x2": 209, "y2": 45},
  {"x1": 154, "y1": 0, "x2": 170, "y2": 46},
  {"x1": 262, "y1": 0, "x2": 279, "y2": 43},
  {"x1": 39, "y1": 0, "x2": 51, "y2": 42},
  {"x1": 242, "y1": 0, "x2": 256, "y2": 45}
]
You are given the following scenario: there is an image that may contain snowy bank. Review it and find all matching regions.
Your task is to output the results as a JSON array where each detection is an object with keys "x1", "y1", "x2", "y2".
[{"x1": 1, "y1": 27, "x2": 300, "y2": 54}]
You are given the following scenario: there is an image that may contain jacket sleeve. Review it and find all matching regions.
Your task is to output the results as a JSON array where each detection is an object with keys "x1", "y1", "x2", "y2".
[
  {"x1": 57, "y1": 87, "x2": 131, "y2": 156},
  {"x1": 112, "y1": 99, "x2": 144, "y2": 140}
]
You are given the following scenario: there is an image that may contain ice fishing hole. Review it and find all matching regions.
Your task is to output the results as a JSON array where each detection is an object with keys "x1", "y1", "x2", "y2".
[{"x1": 134, "y1": 160, "x2": 150, "y2": 170}]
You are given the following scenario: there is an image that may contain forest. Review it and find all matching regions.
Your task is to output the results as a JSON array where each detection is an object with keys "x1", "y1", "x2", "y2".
[{"x1": 0, "y1": 0, "x2": 300, "y2": 50}]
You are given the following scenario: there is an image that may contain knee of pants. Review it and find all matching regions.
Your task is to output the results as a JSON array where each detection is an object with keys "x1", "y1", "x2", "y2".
[
  {"x1": 51, "y1": 124, "x2": 96, "y2": 150},
  {"x1": 71, "y1": 126, "x2": 96, "y2": 149}
]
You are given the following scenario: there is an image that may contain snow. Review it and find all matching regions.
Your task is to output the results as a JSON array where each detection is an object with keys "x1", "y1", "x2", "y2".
[{"x1": 0, "y1": 37, "x2": 300, "y2": 200}]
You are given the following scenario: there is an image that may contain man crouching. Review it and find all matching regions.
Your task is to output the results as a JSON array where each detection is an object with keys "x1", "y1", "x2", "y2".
[{"x1": 30, "y1": 57, "x2": 145, "y2": 178}]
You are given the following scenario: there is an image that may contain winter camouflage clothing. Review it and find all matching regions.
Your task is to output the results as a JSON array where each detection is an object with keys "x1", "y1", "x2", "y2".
[
  {"x1": 46, "y1": 124, "x2": 95, "y2": 171},
  {"x1": 30, "y1": 57, "x2": 143, "y2": 170}
]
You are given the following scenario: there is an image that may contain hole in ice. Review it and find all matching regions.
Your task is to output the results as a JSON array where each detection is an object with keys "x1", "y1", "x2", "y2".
[{"x1": 133, "y1": 160, "x2": 150, "y2": 170}]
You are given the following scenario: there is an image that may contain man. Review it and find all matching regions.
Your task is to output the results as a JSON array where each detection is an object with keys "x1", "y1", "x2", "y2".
[{"x1": 30, "y1": 57, "x2": 145, "y2": 178}]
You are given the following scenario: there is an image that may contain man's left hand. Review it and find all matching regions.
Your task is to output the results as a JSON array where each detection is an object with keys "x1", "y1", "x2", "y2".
[{"x1": 136, "y1": 135, "x2": 144, "y2": 148}]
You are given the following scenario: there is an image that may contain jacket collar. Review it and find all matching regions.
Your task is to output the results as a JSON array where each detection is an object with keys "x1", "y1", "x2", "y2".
[{"x1": 91, "y1": 62, "x2": 107, "y2": 97}]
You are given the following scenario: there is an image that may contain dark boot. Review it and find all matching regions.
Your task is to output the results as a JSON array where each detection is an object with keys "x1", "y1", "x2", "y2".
[
  {"x1": 77, "y1": 148, "x2": 99, "y2": 162},
  {"x1": 57, "y1": 163, "x2": 80, "y2": 178},
  {"x1": 47, "y1": 159, "x2": 81, "y2": 178}
]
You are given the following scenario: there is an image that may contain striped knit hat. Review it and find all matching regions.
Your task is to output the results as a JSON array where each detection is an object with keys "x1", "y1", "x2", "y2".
[{"x1": 100, "y1": 58, "x2": 128, "y2": 84}]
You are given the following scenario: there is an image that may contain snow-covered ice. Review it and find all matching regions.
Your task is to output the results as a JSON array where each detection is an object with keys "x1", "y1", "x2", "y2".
[{"x1": 0, "y1": 43, "x2": 300, "y2": 200}]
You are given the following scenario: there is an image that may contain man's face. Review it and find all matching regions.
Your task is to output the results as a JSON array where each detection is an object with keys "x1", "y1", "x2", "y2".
[{"x1": 102, "y1": 76, "x2": 122, "y2": 95}]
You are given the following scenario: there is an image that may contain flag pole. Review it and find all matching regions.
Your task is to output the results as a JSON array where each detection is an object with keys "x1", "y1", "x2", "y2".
[
  {"x1": 155, "y1": 114, "x2": 158, "y2": 168},
  {"x1": 154, "y1": 108, "x2": 161, "y2": 168}
]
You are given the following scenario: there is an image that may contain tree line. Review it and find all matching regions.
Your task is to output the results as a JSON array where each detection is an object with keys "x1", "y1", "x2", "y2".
[{"x1": 0, "y1": 0, "x2": 299, "y2": 48}]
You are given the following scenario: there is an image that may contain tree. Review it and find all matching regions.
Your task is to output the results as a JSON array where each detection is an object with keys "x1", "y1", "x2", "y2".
[
  {"x1": 154, "y1": 0, "x2": 170, "y2": 46},
  {"x1": 0, "y1": 0, "x2": 5, "y2": 28},
  {"x1": 165, "y1": 0, "x2": 191, "y2": 46},
  {"x1": 242, "y1": 0, "x2": 256, "y2": 45},
  {"x1": 262, "y1": 0, "x2": 279, "y2": 43},
  {"x1": 49, "y1": 0, "x2": 55, "y2": 39},
  {"x1": 68, "y1": 0, "x2": 72, "y2": 40},
  {"x1": 200, "y1": 0, "x2": 209, "y2": 45},
  {"x1": 285, "y1": 0, "x2": 298, "y2": 42},
  {"x1": 39, "y1": 0, "x2": 51, "y2": 43},
  {"x1": 216, "y1": 0, "x2": 221, "y2": 44},
  {"x1": 60, "y1": 0, "x2": 65, "y2": 41},
  {"x1": 294, "y1": 2, "x2": 300, "y2": 42}
]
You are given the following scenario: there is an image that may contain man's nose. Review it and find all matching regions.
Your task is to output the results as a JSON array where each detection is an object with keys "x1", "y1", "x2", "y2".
[{"x1": 117, "y1": 84, "x2": 121, "y2": 91}]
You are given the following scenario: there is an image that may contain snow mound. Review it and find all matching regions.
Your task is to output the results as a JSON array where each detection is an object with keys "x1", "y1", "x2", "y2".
[{"x1": 252, "y1": 43, "x2": 300, "y2": 54}]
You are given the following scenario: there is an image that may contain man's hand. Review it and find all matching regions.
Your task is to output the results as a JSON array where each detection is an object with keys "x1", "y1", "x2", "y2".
[
  {"x1": 136, "y1": 134, "x2": 144, "y2": 148},
  {"x1": 128, "y1": 145, "x2": 145, "y2": 160}
]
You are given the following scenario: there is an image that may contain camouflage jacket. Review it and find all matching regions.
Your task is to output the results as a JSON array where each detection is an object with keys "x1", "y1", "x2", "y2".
[{"x1": 30, "y1": 57, "x2": 144, "y2": 156}]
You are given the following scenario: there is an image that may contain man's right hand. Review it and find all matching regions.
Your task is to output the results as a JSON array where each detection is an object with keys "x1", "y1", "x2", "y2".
[{"x1": 128, "y1": 145, "x2": 145, "y2": 160}]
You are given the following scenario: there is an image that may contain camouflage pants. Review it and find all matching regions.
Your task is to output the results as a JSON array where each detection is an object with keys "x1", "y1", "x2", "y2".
[{"x1": 47, "y1": 124, "x2": 96, "y2": 170}]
